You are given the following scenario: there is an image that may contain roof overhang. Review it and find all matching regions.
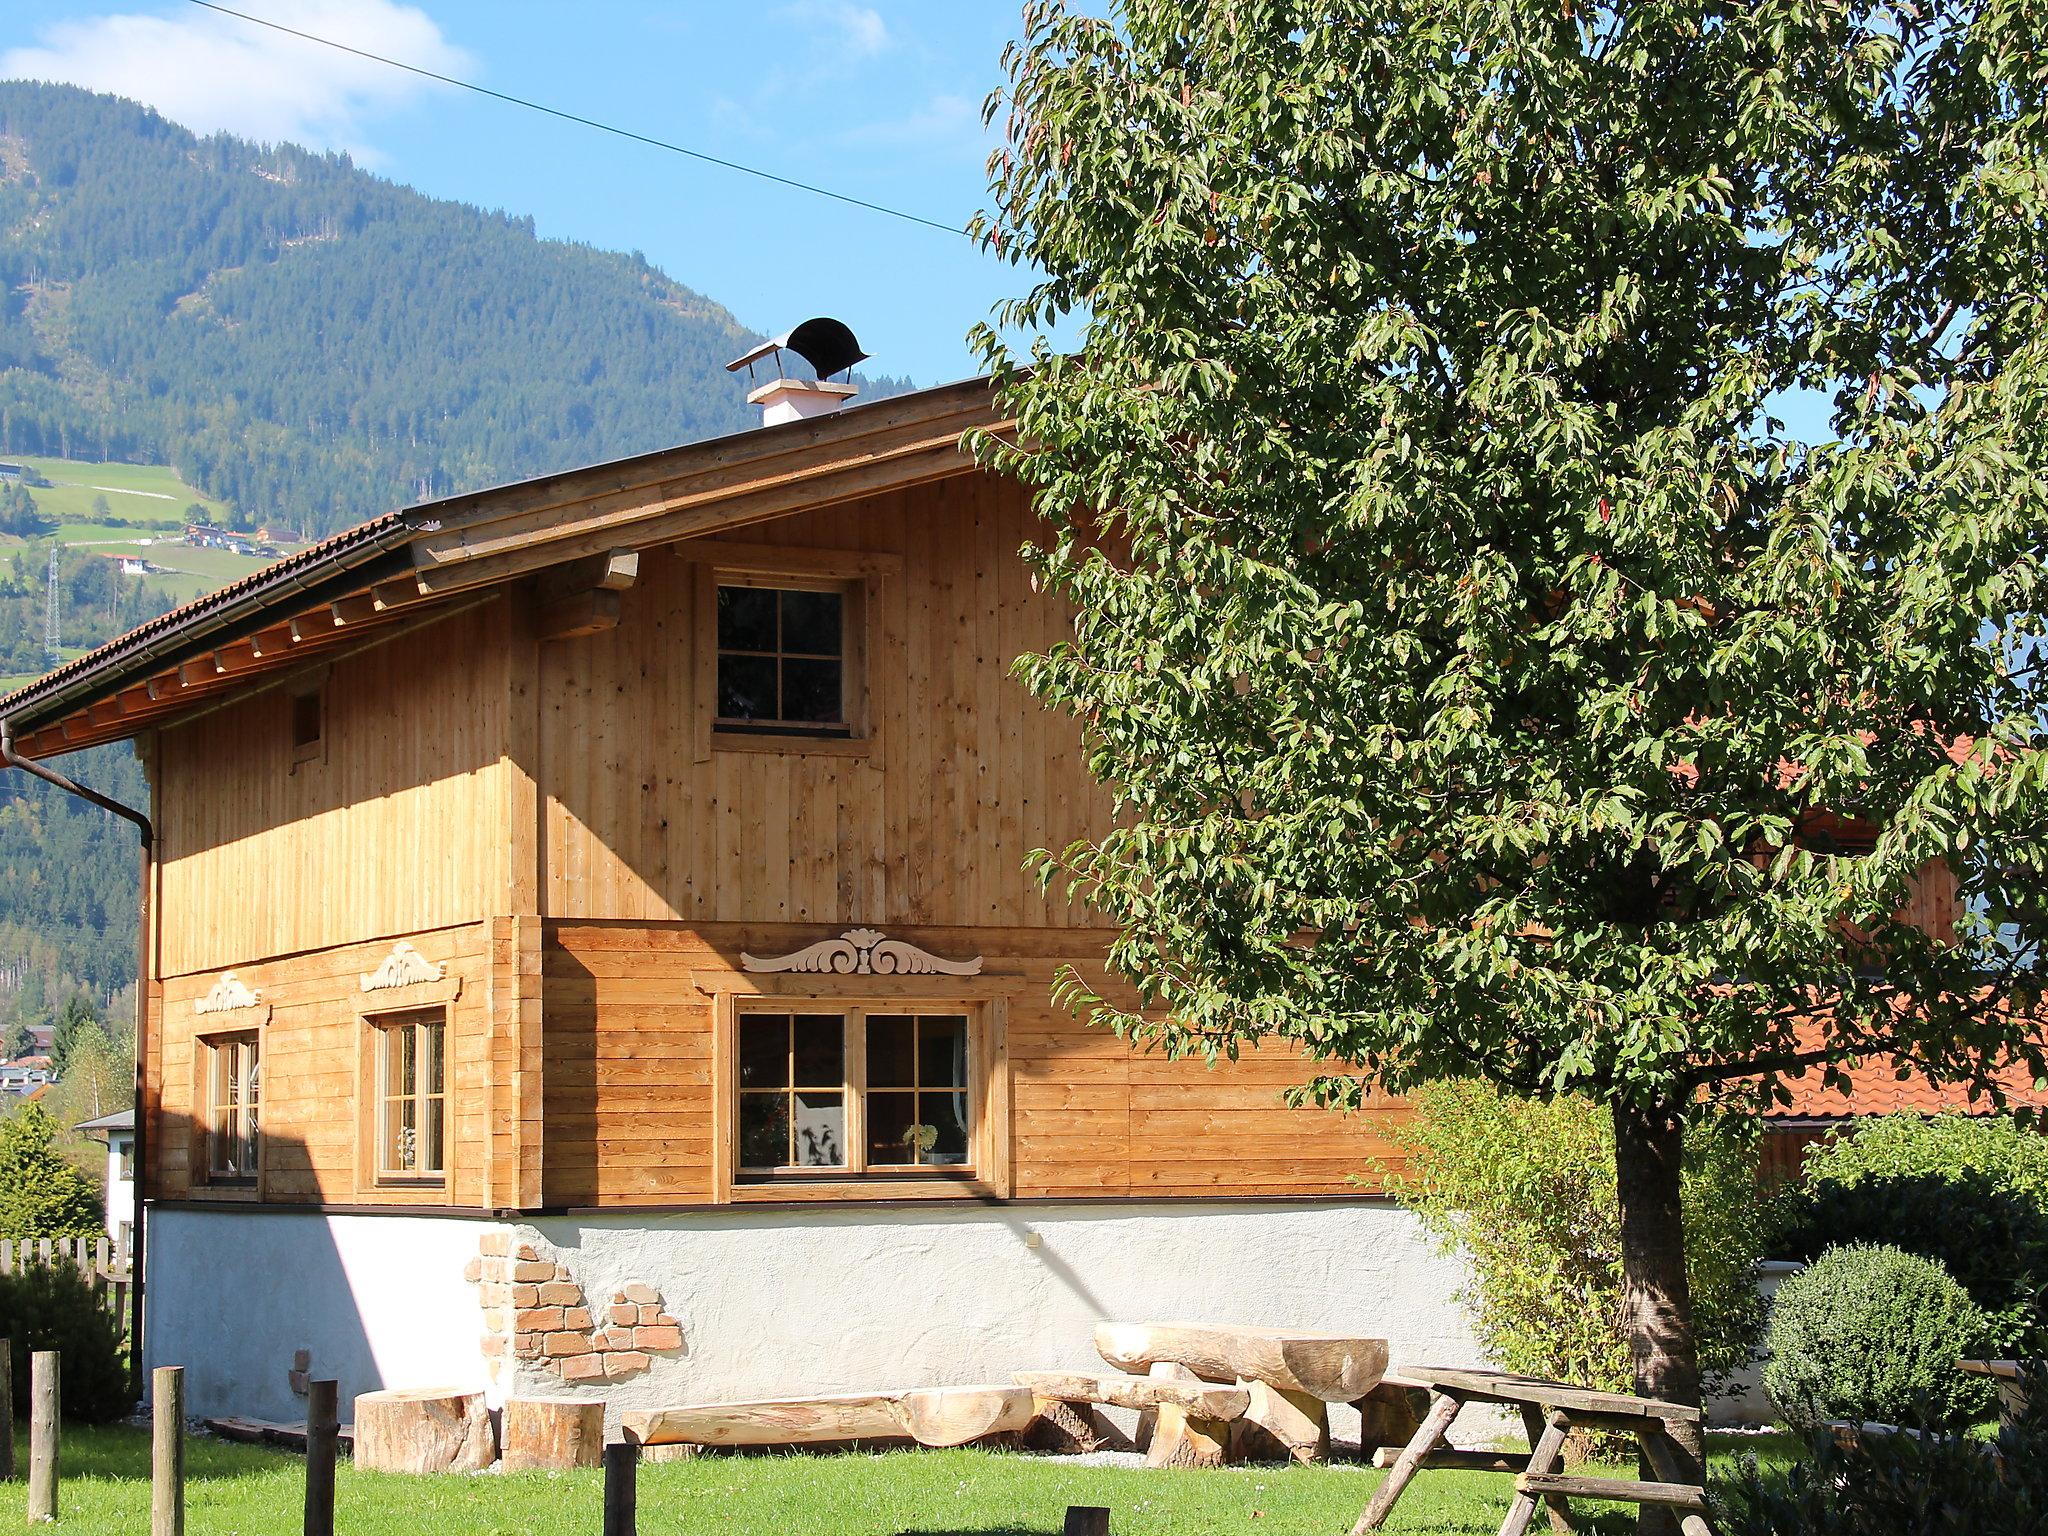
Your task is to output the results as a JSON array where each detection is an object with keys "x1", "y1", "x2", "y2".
[{"x1": 0, "y1": 376, "x2": 1008, "y2": 758}]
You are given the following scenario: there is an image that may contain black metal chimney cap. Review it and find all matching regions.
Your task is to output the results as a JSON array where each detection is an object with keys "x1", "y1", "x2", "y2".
[{"x1": 725, "y1": 317, "x2": 869, "y2": 380}]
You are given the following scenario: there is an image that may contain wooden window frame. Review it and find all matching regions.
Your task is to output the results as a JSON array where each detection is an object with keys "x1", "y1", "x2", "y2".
[
  {"x1": 704, "y1": 980, "x2": 1011, "y2": 1203},
  {"x1": 195, "y1": 1026, "x2": 263, "y2": 1197},
  {"x1": 355, "y1": 1002, "x2": 453, "y2": 1198},
  {"x1": 680, "y1": 543, "x2": 900, "y2": 761}
]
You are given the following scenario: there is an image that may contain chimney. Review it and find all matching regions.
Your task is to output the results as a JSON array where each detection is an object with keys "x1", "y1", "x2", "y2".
[{"x1": 726, "y1": 317, "x2": 869, "y2": 427}]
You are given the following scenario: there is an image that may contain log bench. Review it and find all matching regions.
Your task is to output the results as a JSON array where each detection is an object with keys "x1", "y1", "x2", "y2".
[
  {"x1": 1017, "y1": 1369, "x2": 1251, "y2": 1467},
  {"x1": 1093, "y1": 1320, "x2": 1391, "y2": 1465},
  {"x1": 618, "y1": 1385, "x2": 1036, "y2": 1452},
  {"x1": 1356, "y1": 1366, "x2": 1713, "y2": 1536}
]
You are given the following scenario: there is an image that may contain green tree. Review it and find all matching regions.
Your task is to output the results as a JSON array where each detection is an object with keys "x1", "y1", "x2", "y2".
[
  {"x1": 0, "y1": 1102, "x2": 102, "y2": 1240},
  {"x1": 48, "y1": 993, "x2": 99, "y2": 1078},
  {"x1": 1384, "y1": 1083, "x2": 1767, "y2": 1402},
  {"x1": 974, "y1": 0, "x2": 2048, "y2": 1509},
  {"x1": 42, "y1": 1018, "x2": 131, "y2": 1179}
]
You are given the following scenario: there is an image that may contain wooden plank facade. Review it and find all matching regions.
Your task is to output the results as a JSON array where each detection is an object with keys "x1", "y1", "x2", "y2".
[{"x1": 110, "y1": 435, "x2": 1409, "y2": 1215}]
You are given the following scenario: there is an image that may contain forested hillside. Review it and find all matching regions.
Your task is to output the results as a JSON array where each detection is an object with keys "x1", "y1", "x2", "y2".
[{"x1": 0, "y1": 81, "x2": 905, "y2": 538}]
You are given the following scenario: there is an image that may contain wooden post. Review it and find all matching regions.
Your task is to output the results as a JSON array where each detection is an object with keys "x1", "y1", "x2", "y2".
[
  {"x1": 27, "y1": 1350, "x2": 58, "y2": 1524},
  {"x1": 602, "y1": 1442, "x2": 637, "y2": 1536},
  {"x1": 1064, "y1": 1508, "x2": 1111, "y2": 1536},
  {"x1": 0, "y1": 1339, "x2": 15, "y2": 1481},
  {"x1": 304, "y1": 1380, "x2": 338, "y2": 1536},
  {"x1": 152, "y1": 1365, "x2": 184, "y2": 1536}
]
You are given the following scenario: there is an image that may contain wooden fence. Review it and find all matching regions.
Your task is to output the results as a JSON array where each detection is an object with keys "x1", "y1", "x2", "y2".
[{"x1": 0, "y1": 1234, "x2": 134, "y2": 1325}]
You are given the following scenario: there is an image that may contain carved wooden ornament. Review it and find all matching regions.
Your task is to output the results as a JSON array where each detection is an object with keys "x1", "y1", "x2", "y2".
[
  {"x1": 741, "y1": 927, "x2": 983, "y2": 977},
  {"x1": 360, "y1": 941, "x2": 447, "y2": 992},
  {"x1": 195, "y1": 972, "x2": 262, "y2": 1015}
]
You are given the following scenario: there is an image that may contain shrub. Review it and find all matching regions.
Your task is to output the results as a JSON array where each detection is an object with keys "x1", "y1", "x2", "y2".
[
  {"x1": 1775, "y1": 1115, "x2": 2048, "y2": 1354},
  {"x1": 1763, "y1": 1244, "x2": 1999, "y2": 1430},
  {"x1": 1716, "y1": 1360, "x2": 2048, "y2": 1535},
  {"x1": 1382, "y1": 1082, "x2": 1769, "y2": 1396},
  {"x1": 0, "y1": 1103, "x2": 103, "y2": 1241},
  {"x1": 0, "y1": 1263, "x2": 134, "y2": 1423}
]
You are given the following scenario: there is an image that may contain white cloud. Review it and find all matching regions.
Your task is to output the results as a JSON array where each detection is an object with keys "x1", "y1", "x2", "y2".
[
  {"x1": 1, "y1": 1, "x2": 472, "y2": 166},
  {"x1": 778, "y1": 1, "x2": 890, "y2": 62},
  {"x1": 844, "y1": 92, "x2": 982, "y2": 153}
]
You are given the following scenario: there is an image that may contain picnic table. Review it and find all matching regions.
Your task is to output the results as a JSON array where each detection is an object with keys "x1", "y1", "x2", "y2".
[{"x1": 1356, "y1": 1366, "x2": 1713, "y2": 1536}]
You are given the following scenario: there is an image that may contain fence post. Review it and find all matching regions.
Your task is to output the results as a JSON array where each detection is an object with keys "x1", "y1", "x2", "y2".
[
  {"x1": 152, "y1": 1366, "x2": 183, "y2": 1536},
  {"x1": 303, "y1": 1379, "x2": 338, "y2": 1536},
  {"x1": 0, "y1": 1340, "x2": 13, "y2": 1481},
  {"x1": 602, "y1": 1441, "x2": 638, "y2": 1536},
  {"x1": 28, "y1": 1349, "x2": 58, "y2": 1523}
]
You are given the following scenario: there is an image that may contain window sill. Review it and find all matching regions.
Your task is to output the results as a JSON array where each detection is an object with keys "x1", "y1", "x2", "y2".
[
  {"x1": 725, "y1": 1176, "x2": 993, "y2": 1204},
  {"x1": 712, "y1": 731, "x2": 873, "y2": 758},
  {"x1": 194, "y1": 1180, "x2": 261, "y2": 1202}
]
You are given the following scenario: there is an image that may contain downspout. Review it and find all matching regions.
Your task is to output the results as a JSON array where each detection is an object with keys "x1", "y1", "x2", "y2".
[{"x1": 0, "y1": 717, "x2": 154, "y2": 1386}]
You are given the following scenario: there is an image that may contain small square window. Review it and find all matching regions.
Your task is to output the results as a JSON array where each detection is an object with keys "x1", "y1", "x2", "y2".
[{"x1": 714, "y1": 583, "x2": 850, "y2": 737}]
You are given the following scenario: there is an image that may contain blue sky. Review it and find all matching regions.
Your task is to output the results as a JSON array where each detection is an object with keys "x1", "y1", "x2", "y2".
[{"x1": 3, "y1": 1, "x2": 1053, "y2": 388}]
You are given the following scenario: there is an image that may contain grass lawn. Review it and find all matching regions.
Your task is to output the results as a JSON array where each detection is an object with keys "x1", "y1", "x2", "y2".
[{"x1": 0, "y1": 1426, "x2": 1791, "y2": 1535}]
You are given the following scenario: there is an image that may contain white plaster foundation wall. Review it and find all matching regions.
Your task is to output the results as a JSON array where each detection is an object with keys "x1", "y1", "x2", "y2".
[
  {"x1": 519, "y1": 1199, "x2": 1491, "y2": 1442},
  {"x1": 144, "y1": 1207, "x2": 498, "y2": 1424}
]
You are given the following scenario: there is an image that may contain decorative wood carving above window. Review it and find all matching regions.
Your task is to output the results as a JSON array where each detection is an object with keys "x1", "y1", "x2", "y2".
[
  {"x1": 360, "y1": 941, "x2": 448, "y2": 992},
  {"x1": 195, "y1": 972, "x2": 263, "y2": 1015},
  {"x1": 741, "y1": 928, "x2": 984, "y2": 978}
]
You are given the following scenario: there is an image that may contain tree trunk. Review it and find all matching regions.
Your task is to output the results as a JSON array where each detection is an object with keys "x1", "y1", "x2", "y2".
[{"x1": 1612, "y1": 1099, "x2": 1702, "y2": 1536}]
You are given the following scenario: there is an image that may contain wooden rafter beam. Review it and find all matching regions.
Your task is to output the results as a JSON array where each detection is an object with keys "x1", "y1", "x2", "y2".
[
  {"x1": 534, "y1": 548, "x2": 638, "y2": 642},
  {"x1": 250, "y1": 623, "x2": 296, "y2": 658}
]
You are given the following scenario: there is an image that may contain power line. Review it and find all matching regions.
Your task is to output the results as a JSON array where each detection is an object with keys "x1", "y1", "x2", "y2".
[{"x1": 184, "y1": 0, "x2": 967, "y2": 237}]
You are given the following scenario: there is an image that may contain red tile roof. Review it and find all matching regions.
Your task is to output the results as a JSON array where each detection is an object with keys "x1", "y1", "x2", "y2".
[{"x1": 1768, "y1": 1051, "x2": 2048, "y2": 1121}]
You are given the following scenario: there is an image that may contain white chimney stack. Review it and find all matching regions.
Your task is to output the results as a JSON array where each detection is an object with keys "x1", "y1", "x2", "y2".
[
  {"x1": 747, "y1": 376, "x2": 859, "y2": 427},
  {"x1": 726, "y1": 317, "x2": 868, "y2": 427}
]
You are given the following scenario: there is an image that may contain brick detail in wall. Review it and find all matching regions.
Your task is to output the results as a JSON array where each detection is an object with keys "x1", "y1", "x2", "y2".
[{"x1": 464, "y1": 1231, "x2": 685, "y2": 1385}]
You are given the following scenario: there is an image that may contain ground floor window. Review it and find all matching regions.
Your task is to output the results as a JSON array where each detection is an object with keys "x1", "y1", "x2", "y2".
[
  {"x1": 373, "y1": 1010, "x2": 446, "y2": 1181},
  {"x1": 202, "y1": 1030, "x2": 260, "y2": 1184},
  {"x1": 736, "y1": 1006, "x2": 975, "y2": 1180}
]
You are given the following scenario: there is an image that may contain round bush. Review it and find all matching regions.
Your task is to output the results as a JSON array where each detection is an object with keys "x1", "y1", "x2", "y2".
[{"x1": 1763, "y1": 1243, "x2": 2000, "y2": 1430}]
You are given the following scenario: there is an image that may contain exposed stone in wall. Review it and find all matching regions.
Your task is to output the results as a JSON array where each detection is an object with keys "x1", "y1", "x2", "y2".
[{"x1": 463, "y1": 1231, "x2": 683, "y2": 1387}]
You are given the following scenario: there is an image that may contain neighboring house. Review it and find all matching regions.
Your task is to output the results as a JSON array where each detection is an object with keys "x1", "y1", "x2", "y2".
[
  {"x1": 0, "y1": 351, "x2": 1484, "y2": 1426},
  {"x1": 0, "y1": 462, "x2": 24, "y2": 482},
  {"x1": 1760, "y1": 1052, "x2": 2048, "y2": 1181},
  {"x1": 74, "y1": 1107, "x2": 136, "y2": 1252},
  {"x1": 0, "y1": 1062, "x2": 53, "y2": 1096}
]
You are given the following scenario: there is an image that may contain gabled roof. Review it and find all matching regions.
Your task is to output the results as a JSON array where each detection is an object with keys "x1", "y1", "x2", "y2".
[{"x1": 0, "y1": 376, "x2": 1005, "y2": 758}]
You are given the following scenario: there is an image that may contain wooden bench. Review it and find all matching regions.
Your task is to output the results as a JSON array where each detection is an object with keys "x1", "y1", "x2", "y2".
[
  {"x1": 618, "y1": 1385, "x2": 1035, "y2": 1451},
  {"x1": 1357, "y1": 1366, "x2": 1713, "y2": 1536},
  {"x1": 1094, "y1": 1320, "x2": 1391, "y2": 1465}
]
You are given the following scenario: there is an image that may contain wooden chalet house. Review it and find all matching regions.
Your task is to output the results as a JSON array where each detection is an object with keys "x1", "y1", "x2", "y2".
[{"x1": 0, "y1": 336, "x2": 1479, "y2": 1427}]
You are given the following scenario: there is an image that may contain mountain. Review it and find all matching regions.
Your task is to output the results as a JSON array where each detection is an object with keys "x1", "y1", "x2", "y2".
[
  {"x1": 0, "y1": 80, "x2": 914, "y2": 1055},
  {"x1": 0, "y1": 81, "x2": 905, "y2": 538}
]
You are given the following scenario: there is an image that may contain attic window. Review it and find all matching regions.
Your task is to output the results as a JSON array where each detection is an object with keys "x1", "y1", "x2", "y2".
[
  {"x1": 714, "y1": 581, "x2": 852, "y2": 737},
  {"x1": 290, "y1": 687, "x2": 323, "y2": 766}
]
